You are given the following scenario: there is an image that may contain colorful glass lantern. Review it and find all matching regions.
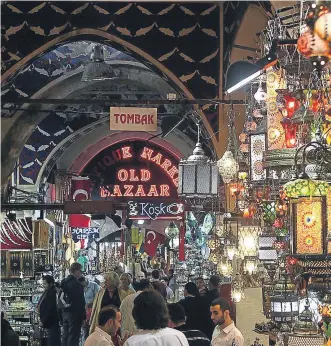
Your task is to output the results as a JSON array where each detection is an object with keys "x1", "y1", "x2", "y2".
[
  {"x1": 293, "y1": 299, "x2": 319, "y2": 335},
  {"x1": 208, "y1": 251, "x2": 219, "y2": 264},
  {"x1": 315, "y1": 12, "x2": 331, "y2": 43},
  {"x1": 262, "y1": 201, "x2": 277, "y2": 227},
  {"x1": 282, "y1": 94, "x2": 300, "y2": 119},
  {"x1": 165, "y1": 221, "x2": 179, "y2": 239},
  {"x1": 217, "y1": 151, "x2": 239, "y2": 183},
  {"x1": 281, "y1": 118, "x2": 297, "y2": 148},
  {"x1": 284, "y1": 179, "x2": 330, "y2": 199}
]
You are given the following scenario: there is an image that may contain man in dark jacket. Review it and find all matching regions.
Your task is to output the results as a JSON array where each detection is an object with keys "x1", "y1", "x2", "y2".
[
  {"x1": 38, "y1": 275, "x2": 60, "y2": 346},
  {"x1": 198, "y1": 275, "x2": 221, "y2": 340},
  {"x1": 60, "y1": 262, "x2": 86, "y2": 346},
  {"x1": 1, "y1": 312, "x2": 20, "y2": 346},
  {"x1": 168, "y1": 303, "x2": 210, "y2": 346},
  {"x1": 178, "y1": 282, "x2": 200, "y2": 330}
]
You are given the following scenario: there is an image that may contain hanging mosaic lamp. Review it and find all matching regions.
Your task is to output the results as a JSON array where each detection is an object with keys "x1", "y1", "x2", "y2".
[
  {"x1": 208, "y1": 251, "x2": 219, "y2": 264},
  {"x1": 281, "y1": 118, "x2": 298, "y2": 148},
  {"x1": 262, "y1": 201, "x2": 277, "y2": 227},
  {"x1": 284, "y1": 179, "x2": 330, "y2": 199},
  {"x1": 217, "y1": 151, "x2": 239, "y2": 184},
  {"x1": 225, "y1": 244, "x2": 237, "y2": 260},
  {"x1": 207, "y1": 237, "x2": 221, "y2": 250}
]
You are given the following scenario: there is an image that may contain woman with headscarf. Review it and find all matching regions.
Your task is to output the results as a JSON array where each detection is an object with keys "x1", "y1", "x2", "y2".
[
  {"x1": 89, "y1": 272, "x2": 126, "y2": 334},
  {"x1": 120, "y1": 273, "x2": 135, "y2": 299}
]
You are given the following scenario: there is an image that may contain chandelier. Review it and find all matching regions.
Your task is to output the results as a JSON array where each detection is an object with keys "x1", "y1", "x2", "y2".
[
  {"x1": 217, "y1": 106, "x2": 239, "y2": 183},
  {"x1": 178, "y1": 121, "x2": 219, "y2": 205}
]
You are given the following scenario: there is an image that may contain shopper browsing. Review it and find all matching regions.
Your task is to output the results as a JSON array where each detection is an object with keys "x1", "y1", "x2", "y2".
[
  {"x1": 59, "y1": 262, "x2": 86, "y2": 346},
  {"x1": 85, "y1": 306, "x2": 130, "y2": 346},
  {"x1": 210, "y1": 298, "x2": 244, "y2": 346},
  {"x1": 123, "y1": 290, "x2": 189, "y2": 346}
]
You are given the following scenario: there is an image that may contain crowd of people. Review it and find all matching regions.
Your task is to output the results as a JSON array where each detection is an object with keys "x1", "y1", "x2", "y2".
[{"x1": 1, "y1": 262, "x2": 244, "y2": 346}]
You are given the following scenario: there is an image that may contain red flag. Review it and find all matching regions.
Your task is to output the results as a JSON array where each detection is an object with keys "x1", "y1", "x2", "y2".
[
  {"x1": 144, "y1": 230, "x2": 165, "y2": 257},
  {"x1": 179, "y1": 222, "x2": 185, "y2": 261},
  {"x1": 71, "y1": 176, "x2": 91, "y2": 201},
  {"x1": 70, "y1": 176, "x2": 91, "y2": 229}
]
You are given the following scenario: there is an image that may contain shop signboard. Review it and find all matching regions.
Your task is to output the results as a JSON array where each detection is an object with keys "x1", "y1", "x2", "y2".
[
  {"x1": 110, "y1": 107, "x2": 157, "y2": 132},
  {"x1": 83, "y1": 140, "x2": 179, "y2": 201},
  {"x1": 71, "y1": 227, "x2": 99, "y2": 242},
  {"x1": 127, "y1": 200, "x2": 184, "y2": 220}
]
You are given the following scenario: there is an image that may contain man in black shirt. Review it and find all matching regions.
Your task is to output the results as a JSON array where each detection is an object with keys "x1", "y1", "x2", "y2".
[
  {"x1": 168, "y1": 303, "x2": 210, "y2": 346},
  {"x1": 60, "y1": 262, "x2": 86, "y2": 346}
]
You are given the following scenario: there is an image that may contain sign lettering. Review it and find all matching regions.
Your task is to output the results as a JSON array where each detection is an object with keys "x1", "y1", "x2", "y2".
[
  {"x1": 127, "y1": 200, "x2": 184, "y2": 220},
  {"x1": 71, "y1": 227, "x2": 99, "y2": 242},
  {"x1": 110, "y1": 107, "x2": 157, "y2": 131}
]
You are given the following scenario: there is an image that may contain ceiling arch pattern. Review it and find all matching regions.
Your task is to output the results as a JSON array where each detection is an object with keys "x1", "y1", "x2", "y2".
[
  {"x1": 2, "y1": 2, "x2": 220, "y2": 100},
  {"x1": 17, "y1": 72, "x2": 197, "y2": 186},
  {"x1": 1, "y1": 1, "x2": 255, "y2": 133}
]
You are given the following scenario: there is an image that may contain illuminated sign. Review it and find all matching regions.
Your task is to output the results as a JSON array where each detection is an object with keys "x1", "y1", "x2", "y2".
[
  {"x1": 127, "y1": 200, "x2": 184, "y2": 220},
  {"x1": 83, "y1": 140, "x2": 179, "y2": 200},
  {"x1": 110, "y1": 107, "x2": 157, "y2": 132}
]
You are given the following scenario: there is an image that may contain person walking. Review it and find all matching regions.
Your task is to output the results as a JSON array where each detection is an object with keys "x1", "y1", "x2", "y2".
[
  {"x1": 168, "y1": 303, "x2": 210, "y2": 346},
  {"x1": 123, "y1": 290, "x2": 189, "y2": 346},
  {"x1": 196, "y1": 277, "x2": 208, "y2": 295},
  {"x1": 210, "y1": 298, "x2": 244, "y2": 346},
  {"x1": 85, "y1": 306, "x2": 129, "y2": 346},
  {"x1": 38, "y1": 275, "x2": 61, "y2": 346},
  {"x1": 120, "y1": 279, "x2": 151, "y2": 337},
  {"x1": 119, "y1": 273, "x2": 136, "y2": 300},
  {"x1": 60, "y1": 262, "x2": 86, "y2": 346},
  {"x1": 198, "y1": 275, "x2": 221, "y2": 339},
  {"x1": 178, "y1": 282, "x2": 200, "y2": 330},
  {"x1": 89, "y1": 272, "x2": 126, "y2": 334},
  {"x1": 79, "y1": 277, "x2": 101, "y2": 342}
]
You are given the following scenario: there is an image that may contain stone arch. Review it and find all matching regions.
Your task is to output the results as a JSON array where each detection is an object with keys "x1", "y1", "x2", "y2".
[{"x1": 2, "y1": 28, "x2": 217, "y2": 157}]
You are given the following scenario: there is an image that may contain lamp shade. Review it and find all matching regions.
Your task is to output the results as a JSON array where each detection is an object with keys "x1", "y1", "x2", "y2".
[
  {"x1": 81, "y1": 45, "x2": 116, "y2": 82},
  {"x1": 225, "y1": 61, "x2": 263, "y2": 94},
  {"x1": 284, "y1": 179, "x2": 329, "y2": 198},
  {"x1": 217, "y1": 151, "x2": 239, "y2": 183},
  {"x1": 270, "y1": 294, "x2": 299, "y2": 323},
  {"x1": 178, "y1": 142, "x2": 219, "y2": 201}
]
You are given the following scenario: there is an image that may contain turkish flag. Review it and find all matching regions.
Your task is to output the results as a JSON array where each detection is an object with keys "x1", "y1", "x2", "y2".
[
  {"x1": 70, "y1": 176, "x2": 91, "y2": 231},
  {"x1": 71, "y1": 176, "x2": 92, "y2": 201},
  {"x1": 144, "y1": 230, "x2": 165, "y2": 257},
  {"x1": 179, "y1": 222, "x2": 185, "y2": 261}
]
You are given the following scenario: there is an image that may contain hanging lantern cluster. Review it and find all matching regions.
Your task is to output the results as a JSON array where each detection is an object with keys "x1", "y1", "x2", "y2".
[{"x1": 297, "y1": 2, "x2": 331, "y2": 70}]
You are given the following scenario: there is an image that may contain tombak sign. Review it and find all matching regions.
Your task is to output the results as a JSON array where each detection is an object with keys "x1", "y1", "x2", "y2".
[{"x1": 82, "y1": 140, "x2": 179, "y2": 200}]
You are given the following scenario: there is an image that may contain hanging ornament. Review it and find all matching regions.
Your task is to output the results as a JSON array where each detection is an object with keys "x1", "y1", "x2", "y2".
[
  {"x1": 315, "y1": 12, "x2": 331, "y2": 42},
  {"x1": 218, "y1": 151, "x2": 239, "y2": 183},
  {"x1": 281, "y1": 118, "x2": 298, "y2": 148}
]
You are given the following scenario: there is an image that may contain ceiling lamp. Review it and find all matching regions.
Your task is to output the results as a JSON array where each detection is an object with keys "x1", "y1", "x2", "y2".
[
  {"x1": 217, "y1": 258, "x2": 233, "y2": 277},
  {"x1": 81, "y1": 45, "x2": 117, "y2": 82},
  {"x1": 178, "y1": 122, "x2": 219, "y2": 205},
  {"x1": 225, "y1": 42, "x2": 277, "y2": 94},
  {"x1": 231, "y1": 273, "x2": 245, "y2": 302},
  {"x1": 217, "y1": 106, "x2": 239, "y2": 183}
]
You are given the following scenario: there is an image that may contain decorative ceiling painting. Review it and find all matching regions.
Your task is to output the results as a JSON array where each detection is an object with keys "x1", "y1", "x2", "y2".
[{"x1": 2, "y1": 1, "x2": 253, "y2": 130}]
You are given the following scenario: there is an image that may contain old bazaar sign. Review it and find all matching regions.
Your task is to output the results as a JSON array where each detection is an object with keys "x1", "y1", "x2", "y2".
[{"x1": 82, "y1": 140, "x2": 179, "y2": 200}]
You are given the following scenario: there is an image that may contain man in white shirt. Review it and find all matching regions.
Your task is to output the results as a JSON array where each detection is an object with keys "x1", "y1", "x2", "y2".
[
  {"x1": 210, "y1": 298, "x2": 244, "y2": 346},
  {"x1": 85, "y1": 306, "x2": 128, "y2": 346},
  {"x1": 123, "y1": 290, "x2": 189, "y2": 346},
  {"x1": 120, "y1": 279, "x2": 151, "y2": 337}
]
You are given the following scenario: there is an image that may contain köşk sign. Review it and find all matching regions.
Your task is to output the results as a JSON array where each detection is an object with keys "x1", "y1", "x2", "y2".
[
  {"x1": 110, "y1": 107, "x2": 157, "y2": 132},
  {"x1": 127, "y1": 201, "x2": 184, "y2": 220},
  {"x1": 82, "y1": 140, "x2": 179, "y2": 200}
]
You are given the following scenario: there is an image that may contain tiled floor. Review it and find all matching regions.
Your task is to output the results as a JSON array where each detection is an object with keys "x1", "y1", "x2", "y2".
[{"x1": 236, "y1": 287, "x2": 269, "y2": 346}]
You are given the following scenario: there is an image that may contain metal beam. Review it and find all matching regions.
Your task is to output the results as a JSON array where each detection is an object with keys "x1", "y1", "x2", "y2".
[
  {"x1": 1, "y1": 203, "x2": 64, "y2": 211},
  {"x1": 3, "y1": 98, "x2": 246, "y2": 106}
]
